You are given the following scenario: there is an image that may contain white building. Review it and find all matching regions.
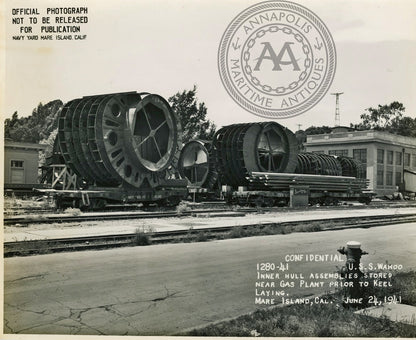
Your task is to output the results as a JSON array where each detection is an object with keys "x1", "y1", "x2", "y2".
[{"x1": 305, "y1": 128, "x2": 416, "y2": 196}]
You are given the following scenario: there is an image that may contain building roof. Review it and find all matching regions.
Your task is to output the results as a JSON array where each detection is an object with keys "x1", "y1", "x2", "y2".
[
  {"x1": 4, "y1": 140, "x2": 48, "y2": 151},
  {"x1": 330, "y1": 126, "x2": 355, "y2": 133},
  {"x1": 305, "y1": 130, "x2": 416, "y2": 149}
]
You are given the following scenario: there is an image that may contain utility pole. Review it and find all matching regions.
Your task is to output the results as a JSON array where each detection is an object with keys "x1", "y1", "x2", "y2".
[
  {"x1": 331, "y1": 92, "x2": 344, "y2": 127},
  {"x1": 297, "y1": 124, "x2": 302, "y2": 131}
]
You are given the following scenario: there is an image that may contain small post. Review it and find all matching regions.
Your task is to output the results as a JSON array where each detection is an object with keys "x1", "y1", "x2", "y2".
[
  {"x1": 289, "y1": 185, "x2": 309, "y2": 207},
  {"x1": 337, "y1": 241, "x2": 368, "y2": 307}
]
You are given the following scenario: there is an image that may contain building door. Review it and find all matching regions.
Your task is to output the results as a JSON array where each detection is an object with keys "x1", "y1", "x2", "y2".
[{"x1": 10, "y1": 160, "x2": 25, "y2": 184}]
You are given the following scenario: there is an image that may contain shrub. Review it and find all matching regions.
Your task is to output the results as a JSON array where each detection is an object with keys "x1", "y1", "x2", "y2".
[
  {"x1": 64, "y1": 207, "x2": 81, "y2": 216},
  {"x1": 196, "y1": 231, "x2": 208, "y2": 242},
  {"x1": 176, "y1": 201, "x2": 190, "y2": 216},
  {"x1": 228, "y1": 226, "x2": 245, "y2": 238},
  {"x1": 134, "y1": 226, "x2": 154, "y2": 246}
]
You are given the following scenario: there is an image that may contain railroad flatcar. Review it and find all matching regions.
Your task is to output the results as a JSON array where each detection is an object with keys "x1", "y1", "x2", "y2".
[
  {"x1": 42, "y1": 93, "x2": 372, "y2": 209},
  {"x1": 178, "y1": 122, "x2": 373, "y2": 207},
  {"x1": 40, "y1": 91, "x2": 188, "y2": 209}
]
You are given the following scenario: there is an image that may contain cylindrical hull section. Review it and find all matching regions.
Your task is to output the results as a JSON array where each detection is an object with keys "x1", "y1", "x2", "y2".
[
  {"x1": 178, "y1": 140, "x2": 218, "y2": 188},
  {"x1": 58, "y1": 91, "x2": 182, "y2": 188},
  {"x1": 337, "y1": 156, "x2": 365, "y2": 179},
  {"x1": 295, "y1": 153, "x2": 342, "y2": 176},
  {"x1": 212, "y1": 122, "x2": 299, "y2": 187}
]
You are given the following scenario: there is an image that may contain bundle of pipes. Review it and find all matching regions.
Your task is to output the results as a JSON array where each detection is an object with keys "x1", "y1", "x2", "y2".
[{"x1": 248, "y1": 172, "x2": 368, "y2": 192}]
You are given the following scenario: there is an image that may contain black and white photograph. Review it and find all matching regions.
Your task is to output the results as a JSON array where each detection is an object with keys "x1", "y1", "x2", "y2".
[{"x1": 2, "y1": 0, "x2": 416, "y2": 338}]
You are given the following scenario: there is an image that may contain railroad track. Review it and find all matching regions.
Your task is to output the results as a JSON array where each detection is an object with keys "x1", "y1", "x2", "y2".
[
  {"x1": 3, "y1": 207, "x2": 257, "y2": 226},
  {"x1": 4, "y1": 213, "x2": 416, "y2": 257},
  {"x1": 5, "y1": 199, "x2": 416, "y2": 226}
]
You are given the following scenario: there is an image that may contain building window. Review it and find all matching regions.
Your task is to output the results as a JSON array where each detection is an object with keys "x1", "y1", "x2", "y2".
[
  {"x1": 353, "y1": 149, "x2": 367, "y2": 177},
  {"x1": 387, "y1": 151, "x2": 393, "y2": 165},
  {"x1": 377, "y1": 168, "x2": 384, "y2": 185},
  {"x1": 11, "y1": 160, "x2": 24, "y2": 168},
  {"x1": 413, "y1": 154, "x2": 416, "y2": 168},
  {"x1": 386, "y1": 171, "x2": 393, "y2": 185},
  {"x1": 329, "y1": 149, "x2": 349, "y2": 157},
  {"x1": 405, "y1": 153, "x2": 410, "y2": 166},
  {"x1": 377, "y1": 149, "x2": 384, "y2": 164},
  {"x1": 311, "y1": 150, "x2": 325, "y2": 154},
  {"x1": 395, "y1": 152, "x2": 402, "y2": 166},
  {"x1": 353, "y1": 149, "x2": 367, "y2": 163},
  {"x1": 395, "y1": 172, "x2": 401, "y2": 186}
]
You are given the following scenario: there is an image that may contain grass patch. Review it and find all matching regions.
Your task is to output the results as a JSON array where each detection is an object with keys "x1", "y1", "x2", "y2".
[
  {"x1": 187, "y1": 303, "x2": 416, "y2": 337},
  {"x1": 4, "y1": 195, "x2": 55, "y2": 216},
  {"x1": 195, "y1": 231, "x2": 208, "y2": 242},
  {"x1": 226, "y1": 222, "x2": 322, "y2": 239},
  {"x1": 133, "y1": 226, "x2": 154, "y2": 246},
  {"x1": 176, "y1": 201, "x2": 190, "y2": 216},
  {"x1": 355, "y1": 269, "x2": 416, "y2": 307},
  {"x1": 228, "y1": 226, "x2": 247, "y2": 238},
  {"x1": 63, "y1": 207, "x2": 82, "y2": 216},
  {"x1": 185, "y1": 271, "x2": 416, "y2": 337},
  {"x1": 6, "y1": 238, "x2": 60, "y2": 256},
  {"x1": 393, "y1": 271, "x2": 416, "y2": 305}
]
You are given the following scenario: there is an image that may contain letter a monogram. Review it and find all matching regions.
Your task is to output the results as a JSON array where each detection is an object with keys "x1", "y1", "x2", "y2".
[{"x1": 254, "y1": 42, "x2": 300, "y2": 71}]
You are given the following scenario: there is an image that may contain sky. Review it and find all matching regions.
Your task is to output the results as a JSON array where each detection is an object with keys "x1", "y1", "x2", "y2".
[{"x1": 3, "y1": 0, "x2": 416, "y2": 133}]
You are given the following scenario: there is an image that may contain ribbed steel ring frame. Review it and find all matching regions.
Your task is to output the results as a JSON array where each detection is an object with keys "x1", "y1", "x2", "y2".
[
  {"x1": 178, "y1": 140, "x2": 218, "y2": 188},
  {"x1": 296, "y1": 153, "x2": 342, "y2": 176},
  {"x1": 212, "y1": 122, "x2": 299, "y2": 187},
  {"x1": 337, "y1": 156, "x2": 365, "y2": 178},
  {"x1": 58, "y1": 91, "x2": 182, "y2": 189}
]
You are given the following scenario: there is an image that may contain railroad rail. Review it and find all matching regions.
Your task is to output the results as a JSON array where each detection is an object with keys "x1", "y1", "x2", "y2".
[
  {"x1": 4, "y1": 213, "x2": 416, "y2": 257},
  {"x1": 3, "y1": 207, "x2": 257, "y2": 226}
]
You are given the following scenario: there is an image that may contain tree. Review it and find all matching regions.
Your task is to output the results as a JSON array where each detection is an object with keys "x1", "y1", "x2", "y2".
[
  {"x1": 352, "y1": 101, "x2": 416, "y2": 137},
  {"x1": 39, "y1": 128, "x2": 59, "y2": 167},
  {"x1": 304, "y1": 125, "x2": 332, "y2": 135},
  {"x1": 168, "y1": 86, "x2": 216, "y2": 143},
  {"x1": 295, "y1": 126, "x2": 332, "y2": 151},
  {"x1": 4, "y1": 112, "x2": 19, "y2": 139},
  {"x1": 389, "y1": 116, "x2": 416, "y2": 137},
  {"x1": 4, "y1": 100, "x2": 63, "y2": 143}
]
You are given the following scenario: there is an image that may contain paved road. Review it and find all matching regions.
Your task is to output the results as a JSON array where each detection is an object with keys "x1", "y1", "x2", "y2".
[{"x1": 4, "y1": 222, "x2": 416, "y2": 335}]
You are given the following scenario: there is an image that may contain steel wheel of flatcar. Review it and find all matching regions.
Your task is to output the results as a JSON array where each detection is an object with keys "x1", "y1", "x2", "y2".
[
  {"x1": 253, "y1": 196, "x2": 265, "y2": 208},
  {"x1": 263, "y1": 197, "x2": 275, "y2": 207}
]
